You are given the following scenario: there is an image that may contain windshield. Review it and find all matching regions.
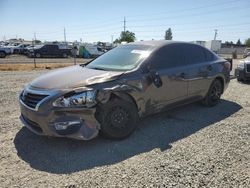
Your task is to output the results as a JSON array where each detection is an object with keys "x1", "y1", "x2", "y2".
[{"x1": 86, "y1": 45, "x2": 152, "y2": 71}]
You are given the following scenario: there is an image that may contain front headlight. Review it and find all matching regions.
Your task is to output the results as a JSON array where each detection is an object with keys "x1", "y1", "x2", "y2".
[
  {"x1": 237, "y1": 63, "x2": 245, "y2": 70},
  {"x1": 53, "y1": 90, "x2": 97, "y2": 108}
]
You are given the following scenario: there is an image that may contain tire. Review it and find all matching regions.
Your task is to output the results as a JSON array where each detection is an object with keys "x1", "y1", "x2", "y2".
[
  {"x1": 97, "y1": 98, "x2": 138, "y2": 139},
  {"x1": 202, "y1": 79, "x2": 223, "y2": 107},
  {"x1": 0, "y1": 51, "x2": 6, "y2": 58},
  {"x1": 62, "y1": 53, "x2": 68, "y2": 58},
  {"x1": 35, "y1": 53, "x2": 41, "y2": 58}
]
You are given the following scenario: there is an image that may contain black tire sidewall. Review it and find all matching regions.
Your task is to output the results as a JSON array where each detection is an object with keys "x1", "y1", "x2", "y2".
[
  {"x1": 98, "y1": 99, "x2": 138, "y2": 139},
  {"x1": 0, "y1": 51, "x2": 6, "y2": 58},
  {"x1": 204, "y1": 80, "x2": 223, "y2": 107},
  {"x1": 35, "y1": 53, "x2": 41, "y2": 58},
  {"x1": 62, "y1": 53, "x2": 67, "y2": 58}
]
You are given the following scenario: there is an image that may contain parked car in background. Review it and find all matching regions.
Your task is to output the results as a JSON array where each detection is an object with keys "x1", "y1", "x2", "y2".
[
  {"x1": 0, "y1": 46, "x2": 12, "y2": 58},
  {"x1": 19, "y1": 41, "x2": 231, "y2": 141},
  {"x1": 27, "y1": 44, "x2": 72, "y2": 58},
  {"x1": 13, "y1": 44, "x2": 30, "y2": 54},
  {"x1": 235, "y1": 56, "x2": 250, "y2": 81},
  {"x1": 243, "y1": 48, "x2": 250, "y2": 58}
]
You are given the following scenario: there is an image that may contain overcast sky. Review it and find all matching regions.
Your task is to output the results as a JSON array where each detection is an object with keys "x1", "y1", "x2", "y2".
[{"x1": 0, "y1": 0, "x2": 249, "y2": 43}]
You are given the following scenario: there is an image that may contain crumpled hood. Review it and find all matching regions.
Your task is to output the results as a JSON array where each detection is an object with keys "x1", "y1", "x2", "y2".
[{"x1": 30, "y1": 65, "x2": 124, "y2": 90}]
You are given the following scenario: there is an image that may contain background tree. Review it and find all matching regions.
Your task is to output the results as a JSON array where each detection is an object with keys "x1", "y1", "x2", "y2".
[
  {"x1": 236, "y1": 39, "x2": 242, "y2": 45},
  {"x1": 34, "y1": 40, "x2": 41, "y2": 44},
  {"x1": 245, "y1": 38, "x2": 250, "y2": 47},
  {"x1": 165, "y1": 28, "x2": 173, "y2": 40},
  {"x1": 114, "y1": 31, "x2": 136, "y2": 43}
]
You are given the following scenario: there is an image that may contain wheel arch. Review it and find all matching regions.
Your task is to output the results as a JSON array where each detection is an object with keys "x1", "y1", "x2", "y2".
[
  {"x1": 110, "y1": 92, "x2": 139, "y2": 112},
  {"x1": 214, "y1": 76, "x2": 225, "y2": 93}
]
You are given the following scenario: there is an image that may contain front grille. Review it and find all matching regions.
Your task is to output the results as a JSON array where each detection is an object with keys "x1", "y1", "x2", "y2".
[
  {"x1": 246, "y1": 64, "x2": 250, "y2": 72},
  {"x1": 21, "y1": 92, "x2": 48, "y2": 109},
  {"x1": 22, "y1": 115, "x2": 43, "y2": 133}
]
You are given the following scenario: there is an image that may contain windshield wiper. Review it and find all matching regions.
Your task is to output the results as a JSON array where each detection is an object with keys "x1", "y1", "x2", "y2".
[{"x1": 89, "y1": 67, "x2": 106, "y2": 71}]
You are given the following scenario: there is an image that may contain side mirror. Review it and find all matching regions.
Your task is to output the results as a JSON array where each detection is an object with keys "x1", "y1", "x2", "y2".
[
  {"x1": 141, "y1": 63, "x2": 162, "y2": 88},
  {"x1": 151, "y1": 71, "x2": 162, "y2": 88}
]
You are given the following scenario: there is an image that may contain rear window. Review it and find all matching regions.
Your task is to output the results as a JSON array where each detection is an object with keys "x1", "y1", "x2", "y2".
[
  {"x1": 151, "y1": 44, "x2": 184, "y2": 70},
  {"x1": 204, "y1": 48, "x2": 216, "y2": 61},
  {"x1": 183, "y1": 44, "x2": 206, "y2": 64}
]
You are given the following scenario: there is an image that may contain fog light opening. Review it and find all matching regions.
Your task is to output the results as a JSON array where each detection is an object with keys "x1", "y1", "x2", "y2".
[{"x1": 54, "y1": 120, "x2": 81, "y2": 131}]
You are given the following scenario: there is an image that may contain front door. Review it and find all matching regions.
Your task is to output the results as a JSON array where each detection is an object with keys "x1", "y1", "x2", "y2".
[{"x1": 143, "y1": 44, "x2": 188, "y2": 112}]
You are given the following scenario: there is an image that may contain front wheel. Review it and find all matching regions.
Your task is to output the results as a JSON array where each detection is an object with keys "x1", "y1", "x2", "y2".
[
  {"x1": 202, "y1": 79, "x2": 223, "y2": 107},
  {"x1": 97, "y1": 99, "x2": 138, "y2": 139},
  {"x1": 35, "y1": 53, "x2": 41, "y2": 58}
]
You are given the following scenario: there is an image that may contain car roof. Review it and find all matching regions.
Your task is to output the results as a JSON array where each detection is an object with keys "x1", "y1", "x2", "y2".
[{"x1": 124, "y1": 40, "x2": 192, "y2": 50}]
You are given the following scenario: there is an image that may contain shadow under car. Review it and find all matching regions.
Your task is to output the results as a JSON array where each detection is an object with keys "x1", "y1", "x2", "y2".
[{"x1": 14, "y1": 99, "x2": 242, "y2": 174}]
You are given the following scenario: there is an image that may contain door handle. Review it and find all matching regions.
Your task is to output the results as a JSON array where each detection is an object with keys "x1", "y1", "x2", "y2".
[
  {"x1": 179, "y1": 72, "x2": 186, "y2": 78},
  {"x1": 207, "y1": 65, "x2": 213, "y2": 71}
]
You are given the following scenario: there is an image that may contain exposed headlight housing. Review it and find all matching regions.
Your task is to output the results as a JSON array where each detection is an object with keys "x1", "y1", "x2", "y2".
[
  {"x1": 53, "y1": 90, "x2": 97, "y2": 108},
  {"x1": 237, "y1": 63, "x2": 245, "y2": 70}
]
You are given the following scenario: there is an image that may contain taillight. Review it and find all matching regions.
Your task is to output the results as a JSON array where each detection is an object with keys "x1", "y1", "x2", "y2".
[{"x1": 224, "y1": 61, "x2": 231, "y2": 71}]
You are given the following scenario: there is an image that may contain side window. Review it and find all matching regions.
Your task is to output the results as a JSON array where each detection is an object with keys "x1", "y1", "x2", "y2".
[
  {"x1": 183, "y1": 44, "x2": 206, "y2": 64},
  {"x1": 152, "y1": 44, "x2": 184, "y2": 70},
  {"x1": 42, "y1": 45, "x2": 49, "y2": 50},
  {"x1": 204, "y1": 48, "x2": 215, "y2": 61},
  {"x1": 52, "y1": 45, "x2": 57, "y2": 50},
  {"x1": 47, "y1": 45, "x2": 53, "y2": 50}
]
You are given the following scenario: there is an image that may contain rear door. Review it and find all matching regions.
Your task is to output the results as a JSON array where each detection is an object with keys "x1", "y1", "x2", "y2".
[
  {"x1": 49, "y1": 45, "x2": 58, "y2": 56},
  {"x1": 40, "y1": 45, "x2": 53, "y2": 56},
  {"x1": 182, "y1": 44, "x2": 214, "y2": 97},
  {"x1": 144, "y1": 44, "x2": 188, "y2": 109}
]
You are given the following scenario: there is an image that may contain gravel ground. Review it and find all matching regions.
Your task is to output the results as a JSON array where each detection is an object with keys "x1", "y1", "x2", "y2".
[{"x1": 0, "y1": 70, "x2": 249, "y2": 187}]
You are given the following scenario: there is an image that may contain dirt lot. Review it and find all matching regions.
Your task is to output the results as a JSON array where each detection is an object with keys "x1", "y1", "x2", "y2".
[
  {"x1": 0, "y1": 68, "x2": 249, "y2": 187},
  {"x1": 0, "y1": 55, "x2": 91, "y2": 71},
  {"x1": 0, "y1": 54, "x2": 90, "y2": 64}
]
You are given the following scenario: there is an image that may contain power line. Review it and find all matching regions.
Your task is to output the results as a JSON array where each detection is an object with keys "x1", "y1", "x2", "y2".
[
  {"x1": 126, "y1": 0, "x2": 239, "y2": 18},
  {"x1": 128, "y1": 5, "x2": 247, "y2": 23}
]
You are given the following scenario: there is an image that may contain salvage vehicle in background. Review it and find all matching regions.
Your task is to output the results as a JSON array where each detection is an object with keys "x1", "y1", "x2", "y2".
[
  {"x1": 27, "y1": 44, "x2": 72, "y2": 58},
  {"x1": 235, "y1": 56, "x2": 250, "y2": 81},
  {"x1": 0, "y1": 46, "x2": 12, "y2": 58},
  {"x1": 19, "y1": 41, "x2": 231, "y2": 140},
  {"x1": 243, "y1": 48, "x2": 250, "y2": 58},
  {"x1": 13, "y1": 44, "x2": 30, "y2": 54}
]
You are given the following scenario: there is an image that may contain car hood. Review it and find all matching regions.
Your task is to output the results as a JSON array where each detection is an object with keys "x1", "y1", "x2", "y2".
[
  {"x1": 244, "y1": 57, "x2": 250, "y2": 64},
  {"x1": 30, "y1": 65, "x2": 124, "y2": 90}
]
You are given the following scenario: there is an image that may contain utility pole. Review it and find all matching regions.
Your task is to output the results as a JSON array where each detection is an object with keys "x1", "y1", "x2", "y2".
[
  {"x1": 64, "y1": 27, "x2": 66, "y2": 43},
  {"x1": 34, "y1": 32, "x2": 37, "y2": 42},
  {"x1": 214, "y1": 29, "x2": 218, "y2": 40},
  {"x1": 32, "y1": 38, "x2": 36, "y2": 68},
  {"x1": 123, "y1": 17, "x2": 126, "y2": 32},
  {"x1": 111, "y1": 35, "x2": 114, "y2": 45}
]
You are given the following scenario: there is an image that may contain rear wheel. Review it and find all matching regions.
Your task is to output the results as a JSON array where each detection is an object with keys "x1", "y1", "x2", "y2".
[
  {"x1": 237, "y1": 77, "x2": 242, "y2": 81},
  {"x1": 97, "y1": 99, "x2": 138, "y2": 139},
  {"x1": 35, "y1": 53, "x2": 41, "y2": 58},
  {"x1": 62, "y1": 53, "x2": 68, "y2": 58},
  {"x1": 202, "y1": 79, "x2": 223, "y2": 107},
  {"x1": 0, "y1": 51, "x2": 6, "y2": 58}
]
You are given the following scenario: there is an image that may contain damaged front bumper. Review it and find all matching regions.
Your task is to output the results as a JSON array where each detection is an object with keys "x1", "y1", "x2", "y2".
[{"x1": 19, "y1": 88, "x2": 100, "y2": 140}]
